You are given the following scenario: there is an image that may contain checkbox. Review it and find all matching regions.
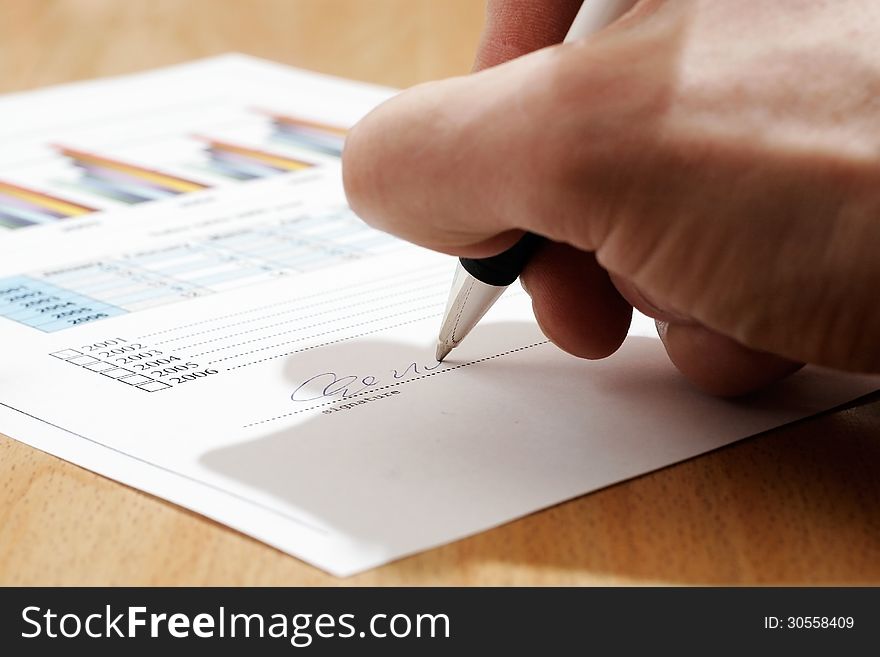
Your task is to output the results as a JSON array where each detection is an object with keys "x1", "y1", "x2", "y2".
[
  {"x1": 118, "y1": 374, "x2": 152, "y2": 385},
  {"x1": 101, "y1": 368, "x2": 134, "y2": 379},
  {"x1": 138, "y1": 380, "x2": 171, "y2": 392},
  {"x1": 50, "y1": 349, "x2": 82, "y2": 360},
  {"x1": 84, "y1": 361, "x2": 115, "y2": 372},
  {"x1": 67, "y1": 355, "x2": 99, "y2": 366}
]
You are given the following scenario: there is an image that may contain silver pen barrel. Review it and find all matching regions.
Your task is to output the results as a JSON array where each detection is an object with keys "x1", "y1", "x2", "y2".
[{"x1": 435, "y1": 262, "x2": 507, "y2": 362}]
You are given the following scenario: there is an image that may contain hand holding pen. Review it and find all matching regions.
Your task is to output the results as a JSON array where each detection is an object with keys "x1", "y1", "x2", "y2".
[{"x1": 343, "y1": 0, "x2": 880, "y2": 396}]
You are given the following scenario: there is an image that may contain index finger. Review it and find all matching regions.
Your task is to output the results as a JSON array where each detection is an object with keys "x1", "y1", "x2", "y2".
[{"x1": 475, "y1": 0, "x2": 585, "y2": 70}]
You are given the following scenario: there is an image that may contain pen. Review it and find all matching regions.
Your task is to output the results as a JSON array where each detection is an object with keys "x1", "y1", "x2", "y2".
[{"x1": 435, "y1": 0, "x2": 638, "y2": 363}]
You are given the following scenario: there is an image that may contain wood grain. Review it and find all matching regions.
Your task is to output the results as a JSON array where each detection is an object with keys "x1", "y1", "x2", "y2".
[{"x1": 1, "y1": 0, "x2": 880, "y2": 585}]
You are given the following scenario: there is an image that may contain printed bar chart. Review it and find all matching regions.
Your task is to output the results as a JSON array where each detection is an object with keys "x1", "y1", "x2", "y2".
[
  {"x1": 0, "y1": 180, "x2": 96, "y2": 229},
  {"x1": 200, "y1": 138, "x2": 315, "y2": 180},
  {"x1": 1, "y1": 102, "x2": 350, "y2": 233},
  {"x1": 58, "y1": 146, "x2": 211, "y2": 204},
  {"x1": 268, "y1": 113, "x2": 347, "y2": 157}
]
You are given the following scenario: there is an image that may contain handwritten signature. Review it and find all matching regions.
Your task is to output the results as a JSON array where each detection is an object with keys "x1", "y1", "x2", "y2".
[{"x1": 291, "y1": 360, "x2": 442, "y2": 402}]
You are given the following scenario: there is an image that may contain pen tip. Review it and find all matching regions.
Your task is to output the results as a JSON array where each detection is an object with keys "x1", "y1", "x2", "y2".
[{"x1": 435, "y1": 342, "x2": 452, "y2": 363}]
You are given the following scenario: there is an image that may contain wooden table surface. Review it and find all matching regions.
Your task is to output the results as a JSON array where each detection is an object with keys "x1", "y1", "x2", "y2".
[{"x1": 1, "y1": 0, "x2": 879, "y2": 586}]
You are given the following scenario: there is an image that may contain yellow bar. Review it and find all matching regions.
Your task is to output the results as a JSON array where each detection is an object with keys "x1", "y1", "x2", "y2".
[
  {"x1": 272, "y1": 115, "x2": 348, "y2": 137},
  {"x1": 0, "y1": 181, "x2": 94, "y2": 217},
  {"x1": 208, "y1": 140, "x2": 313, "y2": 171},
  {"x1": 60, "y1": 148, "x2": 208, "y2": 193}
]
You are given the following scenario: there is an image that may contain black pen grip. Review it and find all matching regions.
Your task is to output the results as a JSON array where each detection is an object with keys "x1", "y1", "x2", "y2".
[{"x1": 459, "y1": 232, "x2": 542, "y2": 286}]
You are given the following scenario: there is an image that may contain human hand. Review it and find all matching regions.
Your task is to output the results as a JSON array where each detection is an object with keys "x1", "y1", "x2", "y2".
[{"x1": 342, "y1": 0, "x2": 880, "y2": 395}]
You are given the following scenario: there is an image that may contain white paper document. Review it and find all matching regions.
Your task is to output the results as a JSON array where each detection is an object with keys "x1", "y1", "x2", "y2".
[{"x1": 0, "y1": 55, "x2": 876, "y2": 576}]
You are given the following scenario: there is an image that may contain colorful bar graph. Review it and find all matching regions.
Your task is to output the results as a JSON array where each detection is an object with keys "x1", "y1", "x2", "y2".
[
  {"x1": 267, "y1": 113, "x2": 347, "y2": 157},
  {"x1": 199, "y1": 138, "x2": 315, "y2": 180},
  {"x1": 0, "y1": 180, "x2": 95, "y2": 229},
  {"x1": 2, "y1": 111, "x2": 348, "y2": 228},
  {"x1": 58, "y1": 146, "x2": 210, "y2": 204}
]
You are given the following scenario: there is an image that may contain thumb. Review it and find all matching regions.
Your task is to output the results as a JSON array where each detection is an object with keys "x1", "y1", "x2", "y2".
[{"x1": 342, "y1": 13, "x2": 670, "y2": 257}]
